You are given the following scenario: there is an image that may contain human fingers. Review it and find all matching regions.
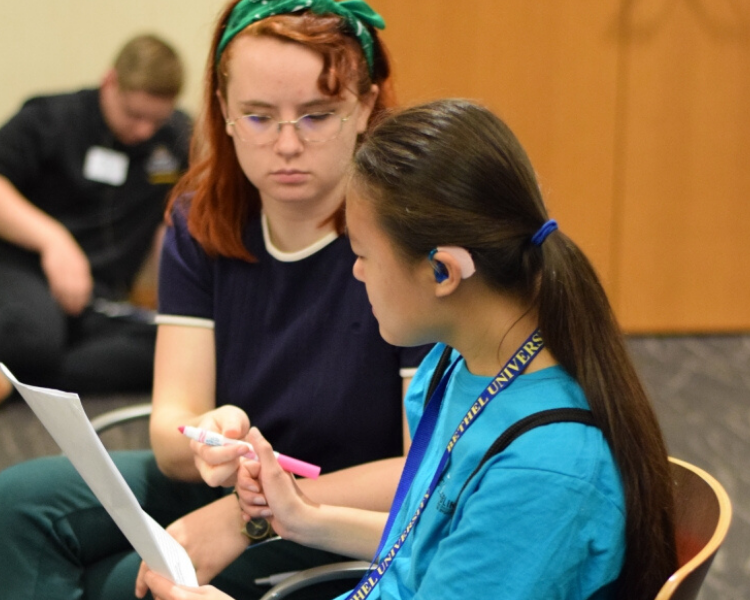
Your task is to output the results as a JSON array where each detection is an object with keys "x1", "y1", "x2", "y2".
[
  {"x1": 40, "y1": 235, "x2": 92, "y2": 315},
  {"x1": 144, "y1": 570, "x2": 234, "y2": 600},
  {"x1": 142, "y1": 569, "x2": 187, "y2": 599},
  {"x1": 246, "y1": 428, "x2": 309, "y2": 537},
  {"x1": 192, "y1": 444, "x2": 245, "y2": 488},
  {"x1": 199, "y1": 405, "x2": 250, "y2": 441},
  {"x1": 236, "y1": 455, "x2": 261, "y2": 491},
  {"x1": 188, "y1": 409, "x2": 252, "y2": 488},
  {"x1": 247, "y1": 427, "x2": 280, "y2": 471},
  {"x1": 135, "y1": 560, "x2": 151, "y2": 598},
  {"x1": 235, "y1": 460, "x2": 271, "y2": 520},
  {"x1": 191, "y1": 438, "x2": 249, "y2": 467}
]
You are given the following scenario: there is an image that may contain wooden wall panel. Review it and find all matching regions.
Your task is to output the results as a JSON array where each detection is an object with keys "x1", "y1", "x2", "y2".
[
  {"x1": 370, "y1": 1, "x2": 621, "y2": 290},
  {"x1": 615, "y1": 1, "x2": 750, "y2": 331},
  {"x1": 370, "y1": 1, "x2": 750, "y2": 332}
]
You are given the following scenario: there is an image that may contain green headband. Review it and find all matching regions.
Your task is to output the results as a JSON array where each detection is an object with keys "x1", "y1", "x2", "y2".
[{"x1": 217, "y1": 0, "x2": 385, "y2": 75}]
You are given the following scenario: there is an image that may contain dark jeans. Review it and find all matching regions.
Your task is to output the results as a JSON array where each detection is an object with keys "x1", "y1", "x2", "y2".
[
  {"x1": 0, "y1": 451, "x2": 356, "y2": 600},
  {"x1": 0, "y1": 253, "x2": 155, "y2": 394}
]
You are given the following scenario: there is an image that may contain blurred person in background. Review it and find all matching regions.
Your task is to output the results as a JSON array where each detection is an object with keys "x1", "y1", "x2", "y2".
[{"x1": 0, "y1": 33, "x2": 191, "y2": 403}]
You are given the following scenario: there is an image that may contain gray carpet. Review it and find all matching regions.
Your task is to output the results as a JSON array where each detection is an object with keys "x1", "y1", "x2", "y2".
[
  {"x1": 627, "y1": 335, "x2": 750, "y2": 599},
  {"x1": 1, "y1": 334, "x2": 748, "y2": 598}
]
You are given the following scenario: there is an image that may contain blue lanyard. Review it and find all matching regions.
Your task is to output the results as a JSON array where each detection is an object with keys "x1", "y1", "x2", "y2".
[{"x1": 344, "y1": 330, "x2": 545, "y2": 600}]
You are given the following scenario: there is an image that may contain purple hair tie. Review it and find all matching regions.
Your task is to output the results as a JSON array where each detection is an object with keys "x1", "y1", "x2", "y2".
[{"x1": 531, "y1": 219, "x2": 558, "y2": 246}]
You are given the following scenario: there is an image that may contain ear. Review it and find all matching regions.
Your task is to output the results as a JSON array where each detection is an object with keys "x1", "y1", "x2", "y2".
[
  {"x1": 101, "y1": 69, "x2": 118, "y2": 92},
  {"x1": 354, "y1": 84, "x2": 379, "y2": 135},
  {"x1": 216, "y1": 90, "x2": 233, "y2": 137},
  {"x1": 429, "y1": 249, "x2": 466, "y2": 298}
]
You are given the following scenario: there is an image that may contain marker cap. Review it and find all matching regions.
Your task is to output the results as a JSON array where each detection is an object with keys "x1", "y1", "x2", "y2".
[{"x1": 276, "y1": 454, "x2": 321, "y2": 479}]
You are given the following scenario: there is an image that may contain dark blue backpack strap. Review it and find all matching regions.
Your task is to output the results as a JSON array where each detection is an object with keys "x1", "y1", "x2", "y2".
[
  {"x1": 457, "y1": 408, "x2": 598, "y2": 499},
  {"x1": 424, "y1": 345, "x2": 455, "y2": 408}
]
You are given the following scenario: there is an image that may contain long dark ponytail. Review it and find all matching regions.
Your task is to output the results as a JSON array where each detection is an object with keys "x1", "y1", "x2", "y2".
[{"x1": 352, "y1": 98, "x2": 676, "y2": 599}]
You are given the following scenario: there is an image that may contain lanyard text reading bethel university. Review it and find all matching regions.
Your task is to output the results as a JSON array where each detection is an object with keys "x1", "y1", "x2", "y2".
[{"x1": 344, "y1": 329, "x2": 545, "y2": 600}]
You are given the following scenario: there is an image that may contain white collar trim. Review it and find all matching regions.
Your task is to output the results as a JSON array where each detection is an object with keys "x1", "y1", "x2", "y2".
[{"x1": 261, "y1": 212, "x2": 339, "y2": 262}]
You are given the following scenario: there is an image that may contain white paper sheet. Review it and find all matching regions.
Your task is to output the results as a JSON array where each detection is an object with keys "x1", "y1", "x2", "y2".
[{"x1": 0, "y1": 363, "x2": 198, "y2": 586}]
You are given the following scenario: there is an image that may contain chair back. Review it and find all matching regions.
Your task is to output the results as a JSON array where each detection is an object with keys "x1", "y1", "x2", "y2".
[
  {"x1": 90, "y1": 402, "x2": 152, "y2": 434},
  {"x1": 655, "y1": 457, "x2": 732, "y2": 600}
]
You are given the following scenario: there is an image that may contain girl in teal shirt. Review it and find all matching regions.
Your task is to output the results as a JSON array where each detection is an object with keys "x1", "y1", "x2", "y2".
[{"x1": 144, "y1": 100, "x2": 677, "y2": 600}]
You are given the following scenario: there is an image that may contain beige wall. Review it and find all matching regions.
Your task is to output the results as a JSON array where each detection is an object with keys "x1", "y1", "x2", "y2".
[{"x1": 0, "y1": 1, "x2": 228, "y2": 123}]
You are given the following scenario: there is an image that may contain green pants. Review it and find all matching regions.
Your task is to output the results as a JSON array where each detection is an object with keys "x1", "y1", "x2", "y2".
[{"x1": 0, "y1": 451, "x2": 354, "y2": 599}]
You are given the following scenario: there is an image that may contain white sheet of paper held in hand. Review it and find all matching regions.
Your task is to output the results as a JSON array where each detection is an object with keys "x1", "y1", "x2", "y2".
[{"x1": 0, "y1": 363, "x2": 198, "y2": 587}]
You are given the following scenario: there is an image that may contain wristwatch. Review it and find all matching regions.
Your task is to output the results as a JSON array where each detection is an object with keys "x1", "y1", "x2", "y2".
[
  {"x1": 233, "y1": 490, "x2": 275, "y2": 542},
  {"x1": 242, "y1": 517, "x2": 273, "y2": 541}
]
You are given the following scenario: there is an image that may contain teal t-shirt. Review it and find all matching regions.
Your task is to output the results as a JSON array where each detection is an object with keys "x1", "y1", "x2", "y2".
[{"x1": 338, "y1": 344, "x2": 626, "y2": 600}]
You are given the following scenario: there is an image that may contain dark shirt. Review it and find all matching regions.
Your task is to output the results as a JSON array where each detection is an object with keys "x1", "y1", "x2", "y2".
[
  {"x1": 0, "y1": 88, "x2": 191, "y2": 298},
  {"x1": 158, "y1": 208, "x2": 432, "y2": 473}
]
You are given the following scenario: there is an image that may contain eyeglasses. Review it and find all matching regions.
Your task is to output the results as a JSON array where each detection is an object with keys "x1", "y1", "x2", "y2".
[{"x1": 226, "y1": 107, "x2": 356, "y2": 145}]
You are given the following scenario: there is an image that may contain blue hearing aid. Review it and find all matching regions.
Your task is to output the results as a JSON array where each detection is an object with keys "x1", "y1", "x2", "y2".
[
  {"x1": 428, "y1": 248, "x2": 449, "y2": 282},
  {"x1": 428, "y1": 247, "x2": 476, "y2": 283}
]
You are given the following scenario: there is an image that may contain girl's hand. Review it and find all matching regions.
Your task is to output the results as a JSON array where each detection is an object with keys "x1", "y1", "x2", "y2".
[
  {"x1": 134, "y1": 495, "x2": 248, "y2": 595},
  {"x1": 235, "y1": 456, "x2": 273, "y2": 520},
  {"x1": 235, "y1": 427, "x2": 317, "y2": 542},
  {"x1": 138, "y1": 567, "x2": 235, "y2": 600},
  {"x1": 190, "y1": 406, "x2": 251, "y2": 487}
]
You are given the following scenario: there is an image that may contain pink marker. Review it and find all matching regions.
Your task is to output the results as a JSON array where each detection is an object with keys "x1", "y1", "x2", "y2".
[{"x1": 178, "y1": 425, "x2": 321, "y2": 479}]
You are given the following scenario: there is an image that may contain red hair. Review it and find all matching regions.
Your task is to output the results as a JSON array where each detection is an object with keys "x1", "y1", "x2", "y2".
[{"x1": 166, "y1": 1, "x2": 395, "y2": 260}]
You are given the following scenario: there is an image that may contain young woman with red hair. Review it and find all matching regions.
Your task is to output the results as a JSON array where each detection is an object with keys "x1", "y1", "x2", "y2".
[{"x1": 0, "y1": 3, "x2": 429, "y2": 599}]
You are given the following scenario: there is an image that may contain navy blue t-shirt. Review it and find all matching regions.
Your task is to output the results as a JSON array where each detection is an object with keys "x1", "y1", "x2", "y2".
[{"x1": 158, "y1": 207, "x2": 430, "y2": 473}]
